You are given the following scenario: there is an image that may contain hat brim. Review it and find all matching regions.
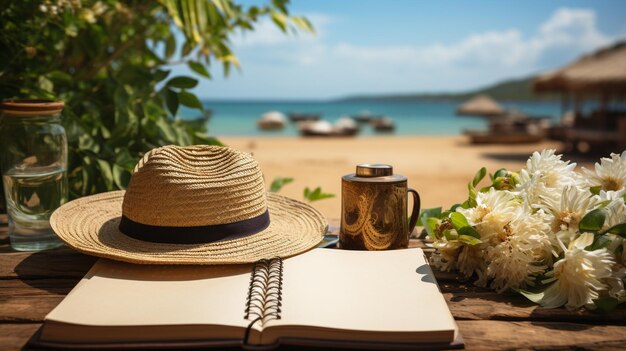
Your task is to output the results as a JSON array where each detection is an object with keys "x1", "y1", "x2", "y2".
[{"x1": 50, "y1": 191, "x2": 328, "y2": 264}]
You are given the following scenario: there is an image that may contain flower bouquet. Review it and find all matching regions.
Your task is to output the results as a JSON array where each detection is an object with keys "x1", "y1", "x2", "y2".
[{"x1": 423, "y1": 150, "x2": 625, "y2": 311}]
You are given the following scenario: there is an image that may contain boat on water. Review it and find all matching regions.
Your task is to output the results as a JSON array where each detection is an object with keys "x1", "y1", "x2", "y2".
[
  {"x1": 288, "y1": 112, "x2": 321, "y2": 122},
  {"x1": 257, "y1": 111, "x2": 287, "y2": 130},
  {"x1": 299, "y1": 119, "x2": 359, "y2": 137},
  {"x1": 335, "y1": 116, "x2": 359, "y2": 135},
  {"x1": 371, "y1": 116, "x2": 395, "y2": 132},
  {"x1": 351, "y1": 111, "x2": 384, "y2": 123}
]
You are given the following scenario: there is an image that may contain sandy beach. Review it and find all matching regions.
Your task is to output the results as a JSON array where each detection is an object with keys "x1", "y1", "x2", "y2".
[{"x1": 220, "y1": 136, "x2": 588, "y2": 220}]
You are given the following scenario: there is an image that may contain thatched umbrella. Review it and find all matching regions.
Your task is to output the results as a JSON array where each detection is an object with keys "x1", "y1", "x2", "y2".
[
  {"x1": 534, "y1": 41, "x2": 626, "y2": 93},
  {"x1": 456, "y1": 94, "x2": 505, "y2": 117}
]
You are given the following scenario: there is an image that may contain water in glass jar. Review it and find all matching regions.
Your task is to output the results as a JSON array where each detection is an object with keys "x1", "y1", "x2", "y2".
[{"x1": 2, "y1": 166, "x2": 67, "y2": 251}]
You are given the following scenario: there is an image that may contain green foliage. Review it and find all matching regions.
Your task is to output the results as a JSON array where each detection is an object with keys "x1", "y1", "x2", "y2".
[
  {"x1": 303, "y1": 186, "x2": 335, "y2": 203},
  {"x1": 579, "y1": 209, "x2": 607, "y2": 232},
  {"x1": 416, "y1": 207, "x2": 442, "y2": 226},
  {"x1": 0, "y1": 0, "x2": 312, "y2": 199},
  {"x1": 593, "y1": 297, "x2": 619, "y2": 313},
  {"x1": 450, "y1": 212, "x2": 480, "y2": 239},
  {"x1": 270, "y1": 177, "x2": 294, "y2": 192}
]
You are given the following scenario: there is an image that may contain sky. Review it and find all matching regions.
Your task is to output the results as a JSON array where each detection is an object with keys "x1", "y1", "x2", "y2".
[{"x1": 174, "y1": 0, "x2": 626, "y2": 100}]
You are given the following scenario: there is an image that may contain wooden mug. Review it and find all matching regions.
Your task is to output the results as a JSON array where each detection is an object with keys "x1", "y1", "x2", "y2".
[{"x1": 340, "y1": 164, "x2": 421, "y2": 250}]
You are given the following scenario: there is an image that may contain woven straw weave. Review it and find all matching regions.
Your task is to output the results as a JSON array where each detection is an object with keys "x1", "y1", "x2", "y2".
[{"x1": 50, "y1": 145, "x2": 327, "y2": 264}]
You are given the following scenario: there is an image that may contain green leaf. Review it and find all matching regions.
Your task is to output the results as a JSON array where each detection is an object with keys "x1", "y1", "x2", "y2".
[
  {"x1": 589, "y1": 186, "x2": 602, "y2": 195},
  {"x1": 155, "y1": 117, "x2": 177, "y2": 142},
  {"x1": 164, "y1": 88, "x2": 179, "y2": 115},
  {"x1": 472, "y1": 167, "x2": 487, "y2": 187},
  {"x1": 607, "y1": 223, "x2": 626, "y2": 238},
  {"x1": 493, "y1": 168, "x2": 508, "y2": 179},
  {"x1": 416, "y1": 207, "x2": 442, "y2": 226},
  {"x1": 303, "y1": 186, "x2": 335, "y2": 202},
  {"x1": 154, "y1": 69, "x2": 171, "y2": 82},
  {"x1": 449, "y1": 204, "x2": 462, "y2": 212},
  {"x1": 443, "y1": 229, "x2": 458, "y2": 241},
  {"x1": 458, "y1": 235, "x2": 482, "y2": 245},
  {"x1": 586, "y1": 234, "x2": 612, "y2": 251},
  {"x1": 95, "y1": 159, "x2": 114, "y2": 191},
  {"x1": 425, "y1": 218, "x2": 440, "y2": 240},
  {"x1": 270, "y1": 177, "x2": 294, "y2": 192},
  {"x1": 165, "y1": 34, "x2": 176, "y2": 59},
  {"x1": 450, "y1": 212, "x2": 470, "y2": 230},
  {"x1": 579, "y1": 208, "x2": 607, "y2": 232},
  {"x1": 188, "y1": 61, "x2": 211, "y2": 78},
  {"x1": 271, "y1": 11, "x2": 288, "y2": 32},
  {"x1": 178, "y1": 91, "x2": 204, "y2": 110},
  {"x1": 593, "y1": 297, "x2": 619, "y2": 313},
  {"x1": 166, "y1": 76, "x2": 199, "y2": 89},
  {"x1": 112, "y1": 164, "x2": 131, "y2": 189},
  {"x1": 458, "y1": 226, "x2": 481, "y2": 239},
  {"x1": 47, "y1": 70, "x2": 72, "y2": 82},
  {"x1": 38, "y1": 76, "x2": 54, "y2": 93},
  {"x1": 290, "y1": 16, "x2": 315, "y2": 33}
]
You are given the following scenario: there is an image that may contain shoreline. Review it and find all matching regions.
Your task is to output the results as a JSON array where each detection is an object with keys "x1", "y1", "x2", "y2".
[{"x1": 220, "y1": 135, "x2": 583, "y2": 220}]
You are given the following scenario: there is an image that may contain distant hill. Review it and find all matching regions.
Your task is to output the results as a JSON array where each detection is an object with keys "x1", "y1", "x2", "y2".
[{"x1": 338, "y1": 76, "x2": 560, "y2": 102}]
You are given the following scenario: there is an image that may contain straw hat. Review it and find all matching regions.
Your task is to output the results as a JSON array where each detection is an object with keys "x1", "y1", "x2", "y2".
[{"x1": 50, "y1": 145, "x2": 327, "y2": 264}]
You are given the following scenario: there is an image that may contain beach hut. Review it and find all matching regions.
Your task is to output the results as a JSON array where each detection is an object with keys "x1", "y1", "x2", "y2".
[
  {"x1": 533, "y1": 41, "x2": 626, "y2": 152},
  {"x1": 257, "y1": 111, "x2": 287, "y2": 130},
  {"x1": 457, "y1": 95, "x2": 546, "y2": 144},
  {"x1": 456, "y1": 94, "x2": 506, "y2": 117},
  {"x1": 534, "y1": 41, "x2": 626, "y2": 93}
]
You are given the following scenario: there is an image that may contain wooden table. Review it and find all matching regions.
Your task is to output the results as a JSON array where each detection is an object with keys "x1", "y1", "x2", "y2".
[{"x1": 1, "y1": 214, "x2": 625, "y2": 350}]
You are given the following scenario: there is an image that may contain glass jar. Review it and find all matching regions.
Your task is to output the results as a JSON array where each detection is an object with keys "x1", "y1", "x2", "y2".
[{"x1": 0, "y1": 100, "x2": 68, "y2": 251}]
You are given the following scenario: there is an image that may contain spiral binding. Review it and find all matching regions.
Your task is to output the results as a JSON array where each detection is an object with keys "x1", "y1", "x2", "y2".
[{"x1": 243, "y1": 257, "x2": 283, "y2": 344}]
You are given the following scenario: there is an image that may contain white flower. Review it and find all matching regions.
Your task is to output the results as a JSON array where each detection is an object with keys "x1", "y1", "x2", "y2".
[
  {"x1": 542, "y1": 186, "x2": 599, "y2": 248},
  {"x1": 430, "y1": 239, "x2": 461, "y2": 273},
  {"x1": 606, "y1": 264, "x2": 626, "y2": 303},
  {"x1": 525, "y1": 149, "x2": 578, "y2": 189},
  {"x1": 595, "y1": 189, "x2": 626, "y2": 228},
  {"x1": 583, "y1": 151, "x2": 626, "y2": 192},
  {"x1": 486, "y1": 211, "x2": 552, "y2": 292},
  {"x1": 456, "y1": 245, "x2": 488, "y2": 286},
  {"x1": 457, "y1": 188, "x2": 520, "y2": 246},
  {"x1": 516, "y1": 150, "x2": 578, "y2": 207},
  {"x1": 540, "y1": 233, "x2": 615, "y2": 309}
]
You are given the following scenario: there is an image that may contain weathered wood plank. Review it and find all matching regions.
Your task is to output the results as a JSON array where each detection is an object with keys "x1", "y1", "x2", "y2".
[
  {"x1": 0, "y1": 214, "x2": 8, "y2": 248},
  {"x1": 0, "y1": 323, "x2": 41, "y2": 351},
  {"x1": 0, "y1": 295, "x2": 64, "y2": 322},
  {"x1": 0, "y1": 278, "x2": 80, "y2": 296},
  {"x1": 0, "y1": 320, "x2": 625, "y2": 351},
  {"x1": 445, "y1": 292, "x2": 626, "y2": 324},
  {"x1": 0, "y1": 247, "x2": 96, "y2": 279},
  {"x1": 0, "y1": 279, "x2": 80, "y2": 322},
  {"x1": 457, "y1": 320, "x2": 626, "y2": 350}
]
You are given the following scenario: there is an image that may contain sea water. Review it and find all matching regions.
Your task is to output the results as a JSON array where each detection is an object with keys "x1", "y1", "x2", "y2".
[
  {"x1": 2, "y1": 166, "x2": 67, "y2": 251},
  {"x1": 180, "y1": 100, "x2": 561, "y2": 136}
]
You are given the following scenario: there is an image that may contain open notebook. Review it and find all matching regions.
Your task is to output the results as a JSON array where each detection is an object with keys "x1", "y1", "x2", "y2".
[{"x1": 35, "y1": 248, "x2": 462, "y2": 350}]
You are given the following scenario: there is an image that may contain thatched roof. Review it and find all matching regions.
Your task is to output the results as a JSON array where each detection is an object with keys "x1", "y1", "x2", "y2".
[
  {"x1": 456, "y1": 94, "x2": 505, "y2": 117},
  {"x1": 534, "y1": 41, "x2": 626, "y2": 93}
]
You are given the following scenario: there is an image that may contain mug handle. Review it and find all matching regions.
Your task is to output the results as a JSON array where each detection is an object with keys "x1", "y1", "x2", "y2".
[{"x1": 407, "y1": 188, "x2": 421, "y2": 239}]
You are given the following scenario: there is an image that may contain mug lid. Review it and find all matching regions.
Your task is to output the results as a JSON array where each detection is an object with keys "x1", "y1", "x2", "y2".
[
  {"x1": 343, "y1": 163, "x2": 406, "y2": 183},
  {"x1": 356, "y1": 164, "x2": 393, "y2": 177}
]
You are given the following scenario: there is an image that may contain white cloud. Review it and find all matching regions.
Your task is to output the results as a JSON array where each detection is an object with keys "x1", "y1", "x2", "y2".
[
  {"x1": 198, "y1": 7, "x2": 621, "y2": 98},
  {"x1": 316, "y1": 8, "x2": 612, "y2": 70}
]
